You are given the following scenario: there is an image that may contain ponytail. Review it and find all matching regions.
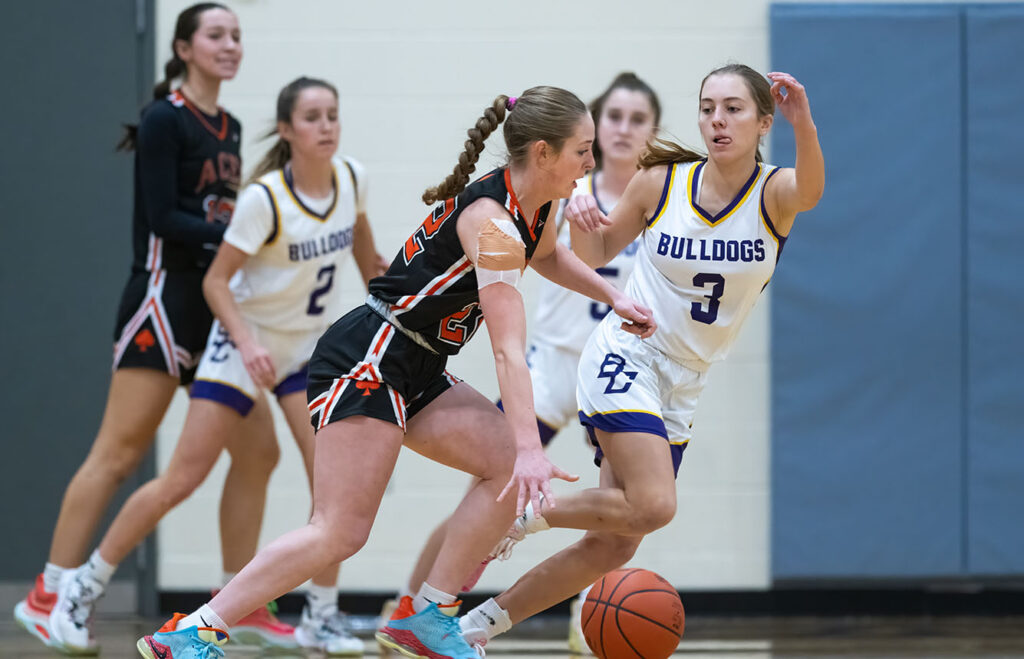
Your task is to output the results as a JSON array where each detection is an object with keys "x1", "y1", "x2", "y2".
[
  {"x1": 638, "y1": 135, "x2": 706, "y2": 169},
  {"x1": 422, "y1": 96, "x2": 509, "y2": 205},
  {"x1": 248, "y1": 133, "x2": 292, "y2": 183}
]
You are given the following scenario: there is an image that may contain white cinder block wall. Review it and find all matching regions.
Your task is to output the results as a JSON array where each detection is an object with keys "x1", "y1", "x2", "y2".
[{"x1": 154, "y1": 0, "x2": 775, "y2": 592}]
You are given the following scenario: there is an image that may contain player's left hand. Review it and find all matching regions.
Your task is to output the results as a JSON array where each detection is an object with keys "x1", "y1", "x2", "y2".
[
  {"x1": 767, "y1": 72, "x2": 813, "y2": 127},
  {"x1": 612, "y1": 294, "x2": 657, "y2": 339},
  {"x1": 497, "y1": 446, "x2": 578, "y2": 517}
]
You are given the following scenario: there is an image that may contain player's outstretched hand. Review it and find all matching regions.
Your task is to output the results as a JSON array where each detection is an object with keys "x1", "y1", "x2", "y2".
[
  {"x1": 613, "y1": 294, "x2": 657, "y2": 339},
  {"x1": 767, "y1": 71, "x2": 813, "y2": 128},
  {"x1": 240, "y1": 340, "x2": 276, "y2": 389},
  {"x1": 497, "y1": 446, "x2": 578, "y2": 517},
  {"x1": 565, "y1": 194, "x2": 612, "y2": 232}
]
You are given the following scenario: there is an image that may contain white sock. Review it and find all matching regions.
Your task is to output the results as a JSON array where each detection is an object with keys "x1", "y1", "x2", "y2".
[
  {"x1": 220, "y1": 571, "x2": 237, "y2": 589},
  {"x1": 177, "y1": 604, "x2": 228, "y2": 631},
  {"x1": 43, "y1": 563, "x2": 66, "y2": 594},
  {"x1": 85, "y1": 549, "x2": 117, "y2": 588},
  {"x1": 305, "y1": 582, "x2": 338, "y2": 616},
  {"x1": 460, "y1": 598, "x2": 511, "y2": 639},
  {"x1": 413, "y1": 582, "x2": 457, "y2": 613}
]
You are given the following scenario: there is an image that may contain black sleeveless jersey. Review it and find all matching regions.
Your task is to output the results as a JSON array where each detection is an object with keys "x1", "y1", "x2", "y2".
[
  {"x1": 130, "y1": 90, "x2": 242, "y2": 273},
  {"x1": 369, "y1": 168, "x2": 552, "y2": 355}
]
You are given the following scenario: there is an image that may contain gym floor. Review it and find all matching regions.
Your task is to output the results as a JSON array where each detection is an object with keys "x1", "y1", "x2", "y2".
[{"x1": 5, "y1": 613, "x2": 1024, "y2": 658}]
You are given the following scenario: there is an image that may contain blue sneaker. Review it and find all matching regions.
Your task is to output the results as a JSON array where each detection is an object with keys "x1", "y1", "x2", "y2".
[
  {"x1": 137, "y1": 613, "x2": 229, "y2": 658},
  {"x1": 376, "y1": 601, "x2": 480, "y2": 659}
]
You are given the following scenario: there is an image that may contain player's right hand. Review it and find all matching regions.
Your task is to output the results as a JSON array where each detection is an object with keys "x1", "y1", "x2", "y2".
[
  {"x1": 565, "y1": 194, "x2": 612, "y2": 232},
  {"x1": 240, "y1": 341, "x2": 276, "y2": 389}
]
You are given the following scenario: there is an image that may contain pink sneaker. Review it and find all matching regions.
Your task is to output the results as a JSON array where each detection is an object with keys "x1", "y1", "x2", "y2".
[{"x1": 230, "y1": 601, "x2": 298, "y2": 649}]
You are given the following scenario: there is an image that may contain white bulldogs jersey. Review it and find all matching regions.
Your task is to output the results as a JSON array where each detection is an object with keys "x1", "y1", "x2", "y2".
[
  {"x1": 224, "y1": 156, "x2": 366, "y2": 331},
  {"x1": 625, "y1": 159, "x2": 785, "y2": 366},
  {"x1": 531, "y1": 173, "x2": 641, "y2": 353}
]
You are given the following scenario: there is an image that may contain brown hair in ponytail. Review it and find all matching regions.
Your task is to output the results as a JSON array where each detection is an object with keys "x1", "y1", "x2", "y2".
[
  {"x1": 639, "y1": 63, "x2": 774, "y2": 169},
  {"x1": 422, "y1": 86, "x2": 589, "y2": 205},
  {"x1": 117, "y1": 3, "x2": 231, "y2": 151},
  {"x1": 247, "y1": 76, "x2": 339, "y2": 183}
]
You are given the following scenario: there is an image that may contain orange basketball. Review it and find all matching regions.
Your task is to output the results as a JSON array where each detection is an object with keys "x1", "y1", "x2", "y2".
[{"x1": 581, "y1": 568, "x2": 685, "y2": 659}]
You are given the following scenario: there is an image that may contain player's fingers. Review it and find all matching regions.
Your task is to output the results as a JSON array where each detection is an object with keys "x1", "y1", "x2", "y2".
[
  {"x1": 496, "y1": 475, "x2": 515, "y2": 503},
  {"x1": 516, "y1": 481, "x2": 528, "y2": 517},
  {"x1": 529, "y1": 485, "x2": 543, "y2": 519},
  {"x1": 539, "y1": 481, "x2": 556, "y2": 509},
  {"x1": 554, "y1": 467, "x2": 580, "y2": 483}
]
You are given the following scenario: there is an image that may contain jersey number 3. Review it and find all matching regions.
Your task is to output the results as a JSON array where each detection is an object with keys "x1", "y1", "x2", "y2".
[{"x1": 691, "y1": 272, "x2": 724, "y2": 324}]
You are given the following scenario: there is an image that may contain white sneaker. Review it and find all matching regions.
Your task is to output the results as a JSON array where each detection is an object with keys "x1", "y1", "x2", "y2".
[
  {"x1": 490, "y1": 497, "x2": 550, "y2": 561},
  {"x1": 295, "y1": 605, "x2": 364, "y2": 656},
  {"x1": 568, "y1": 594, "x2": 593, "y2": 655},
  {"x1": 49, "y1": 567, "x2": 102, "y2": 655}
]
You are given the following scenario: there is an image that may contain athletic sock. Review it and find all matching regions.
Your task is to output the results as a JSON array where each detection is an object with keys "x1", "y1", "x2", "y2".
[
  {"x1": 86, "y1": 549, "x2": 117, "y2": 588},
  {"x1": 177, "y1": 604, "x2": 228, "y2": 632},
  {"x1": 460, "y1": 597, "x2": 512, "y2": 640},
  {"x1": 43, "y1": 563, "x2": 66, "y2": 594},
  {"x1": 413, "y1": 582, "x2": 457, "y2": 613},
  {"x1": 305, "y1": 582, "x2": 339, "y2": 617}
]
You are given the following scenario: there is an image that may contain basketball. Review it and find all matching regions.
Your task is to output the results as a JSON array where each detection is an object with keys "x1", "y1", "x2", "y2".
[{"x1": 582, "y1": 568, "x2": 685, "y2": 659}]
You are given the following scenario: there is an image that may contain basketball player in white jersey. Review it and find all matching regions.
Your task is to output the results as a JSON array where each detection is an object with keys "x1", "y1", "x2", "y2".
[
  {"x1": 459, "y1": 66, "x2": 824, "y2": 645},
  {"x1": 52, "y1": 77, "x2": 386, "y2": 656},
  {"x1": 378, "y1": 72, "x2": 662, "y2": 656}
]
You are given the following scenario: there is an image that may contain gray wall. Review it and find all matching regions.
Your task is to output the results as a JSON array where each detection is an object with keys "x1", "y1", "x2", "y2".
[{"x1": 1, "y1": 0, "x2": 155, "y2": 612}]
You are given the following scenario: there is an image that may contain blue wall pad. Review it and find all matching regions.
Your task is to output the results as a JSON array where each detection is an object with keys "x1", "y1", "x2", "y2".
[
  {"x1": 770, "y1": 4, "x2": 964, "y2": 579},
  {"x1": 964, "y1": 4, "x2": 1024, "y2": 575}
]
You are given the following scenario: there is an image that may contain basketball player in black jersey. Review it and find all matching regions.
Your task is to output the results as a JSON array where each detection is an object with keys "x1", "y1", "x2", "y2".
[
  {"x1": 138, "y1": 87, "x2": 656, "y2": 659},
  {"x1": 10, "y1": 4, "x2": 288, "y2": 655}
]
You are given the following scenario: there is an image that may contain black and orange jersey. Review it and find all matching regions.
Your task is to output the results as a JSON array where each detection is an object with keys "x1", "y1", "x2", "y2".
[
  {"x1": 130, "y1": 89, "x2": 242, "y2": 273},
  {"x1": 369, "y1": 168, "x2": 552, "y2": 355}
]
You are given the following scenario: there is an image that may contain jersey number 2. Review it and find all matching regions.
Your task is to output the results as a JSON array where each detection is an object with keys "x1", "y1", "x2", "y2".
[
  {"x1": 307, "y1": 264, "x2": 336, "y2": 316},
  {"x1": 691, "y1": 272, "x2": 724, "y2": 324}
]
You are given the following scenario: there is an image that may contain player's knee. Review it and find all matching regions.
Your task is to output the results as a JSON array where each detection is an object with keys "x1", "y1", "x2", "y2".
[
  {"x1": 632, "y1": 495, "x2": 677, "y2": 534},
  {"x1": 159, "y1": 470, "x2": 205, "y2": 508},
  {"x1": 312, "y1": 515, "x2": 371, "y2": 562},
  {"x1": 88, "y1": 442, "x2": 147, "y2": 485},
  {"x1": 230, "y1": 436, "x2": 280, "y2": 477},
  {"x1": 581, "y1": 533, "x2": 641, "y2": 570}
]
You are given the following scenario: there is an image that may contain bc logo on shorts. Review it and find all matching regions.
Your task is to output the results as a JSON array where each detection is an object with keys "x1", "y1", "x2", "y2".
[
  {"x1": 208, "y1": 325, "x2": 236, "y2": 363},
  {"x1": 597, "y1": 352, "x2": 637, "y2": 394}
]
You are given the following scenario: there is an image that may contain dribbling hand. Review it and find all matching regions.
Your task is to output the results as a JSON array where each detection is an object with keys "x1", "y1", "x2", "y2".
[{"x1": 497, "y1": 446, "x2": 578, "y2": 518}]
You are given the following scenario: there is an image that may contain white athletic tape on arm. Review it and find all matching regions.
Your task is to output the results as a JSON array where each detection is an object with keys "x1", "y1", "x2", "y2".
[{"x1": 476, "y1": 218, "x2": 526, "y2": 289}]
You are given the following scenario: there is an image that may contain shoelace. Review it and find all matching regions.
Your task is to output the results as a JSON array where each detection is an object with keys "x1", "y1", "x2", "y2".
[
  {"x1": 194, "y1": 640, "x2": 225, "y2": 659},
  {"x1": 316, "y1": 609, "x2": 356, "y2": 639},
  {"x1": 67, "y1": 577, "x2": 101, "y2": 627},
  {"x1": 435, "y1": 613, "x2": 482, "y2": 657}
]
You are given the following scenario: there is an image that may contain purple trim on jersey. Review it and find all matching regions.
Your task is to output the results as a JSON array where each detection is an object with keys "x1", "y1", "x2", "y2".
[
  {"x1": 256, "y1": 182, "x2": 279, "y2": 245},
  {"x1": 191, "y1": 379, "x2": 254, "y2": 416},
  {"x1": 578, "y1": 410, "x2": 667, "y2": 439},
  {"x1": 690, "y1": 160, "x2": 761, "y2": 225},
  {"x1": 283, "y1": 163, "x2": 338, "y2": 220},
  {"x1": 496, "y1": 399, "x2": 559, "y2": 446},
  {"x1": 646, "y1": 163, "x2": 675, "y2": 227},
  {"x1": 274, "y1": 365, "x2": 308, "y2": 398},
  {"x1": 758, "y1": 167, "x2": 787, "y2": 260},
  {"x1": 581, "y1": 415, "x2": 686, "y2": 477}
]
